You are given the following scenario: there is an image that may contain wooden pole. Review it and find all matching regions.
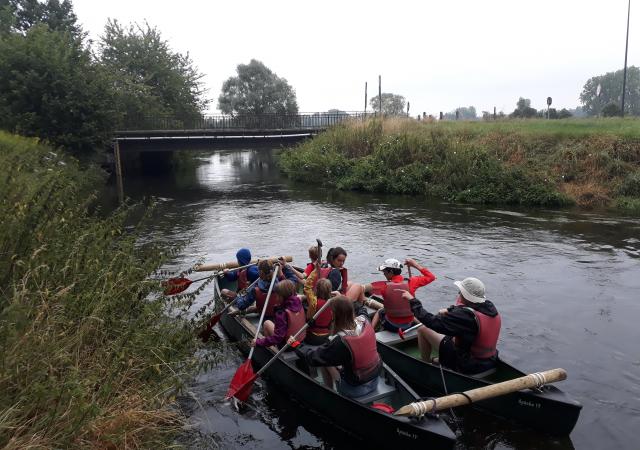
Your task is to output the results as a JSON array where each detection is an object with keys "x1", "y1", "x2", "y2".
[
  {"x1": 114, "y1": 140, "x2": 124, "y2": 203},
  {"x1": 394, "y1": 368, "x2": 567, "y2": 416},
  {"x1": 195, "y1": 256, "x2": 293, "y2": 272}
]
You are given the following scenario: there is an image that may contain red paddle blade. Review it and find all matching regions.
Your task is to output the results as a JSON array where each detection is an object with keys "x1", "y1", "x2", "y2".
[
  {"x1": 198, "y1": 311, "x2": 223, "y2": 342},
  {"x1": 163, "y1": 277, "x2": 193, "y2": 295},
  {"x1": 226, "y1": 359, "x2": 257, "y2": 401}
]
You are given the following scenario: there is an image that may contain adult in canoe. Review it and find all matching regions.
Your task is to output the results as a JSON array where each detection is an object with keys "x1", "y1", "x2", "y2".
[
  {"x1": 288, "y1": 295, "x2": 382, "y2": 398},
  {"x1": 367, "y1": 258, "x2": 437, "y2": 332},
  {"x1": 404, "y1": 277, "x2": 502, "y2": 375}
]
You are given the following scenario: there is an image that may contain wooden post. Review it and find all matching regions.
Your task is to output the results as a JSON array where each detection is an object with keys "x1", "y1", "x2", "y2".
[
  {"x1": 114, "y1": 140, "x2": 124, "y2": 203},
  {"x1": 407, "y1": 101, "x2": 410, "y2": 117},
  {"x1": 378, "y1": 75, "x2": 382, "y2": 118}
]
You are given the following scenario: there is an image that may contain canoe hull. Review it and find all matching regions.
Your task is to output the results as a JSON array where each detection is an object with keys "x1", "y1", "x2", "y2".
[
  {"x1": 220, "y1": 310, "x2": 456, "y2": 449},
  {"x1": 377, "y1": 337, "x2": 582, "y2": 436}
]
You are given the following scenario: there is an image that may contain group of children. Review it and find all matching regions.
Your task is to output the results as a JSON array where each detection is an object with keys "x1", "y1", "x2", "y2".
[{"x1": 218, "y1": 245, "x2": 439, "y2": 398}]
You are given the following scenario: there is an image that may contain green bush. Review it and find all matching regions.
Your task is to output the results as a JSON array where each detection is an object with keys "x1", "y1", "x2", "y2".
[
  {"x1": 0, "y1": 132, "x2": 203, "y2": 448},
  {"x1": 617, "y1": 171, "x2": 640, "y2": 196}
]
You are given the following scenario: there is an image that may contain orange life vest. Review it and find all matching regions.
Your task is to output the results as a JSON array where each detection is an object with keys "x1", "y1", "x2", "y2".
[
  {"x1": 381, "y1": 281, "x2": 413, "y2": 324},
  {"x1": 456, "y1": 307, "x2": 501, "y2": 359},
  {"x1": 309, "y1": 297, "x2": 333, "y2": 336},
  {"x1": 341, "y1": 321, "x2": 382, "y2": 383},
  {"x1": 237, "y1": 269, "x2": 248, "y2": 291},
  {"x1": 285, "y1": 308, "x2": 307, "y2": 342},
  {"x1": 316, "y1": 267, "x2": 348, "y2": 295},
  {"x1": 254, "y1": 286, "x2": 283, "y2": 318}
]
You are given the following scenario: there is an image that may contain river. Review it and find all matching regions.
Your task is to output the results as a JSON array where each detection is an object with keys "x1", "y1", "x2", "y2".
[{"x1": 115, "y1": 147, "x2": 640, "y2": 449}]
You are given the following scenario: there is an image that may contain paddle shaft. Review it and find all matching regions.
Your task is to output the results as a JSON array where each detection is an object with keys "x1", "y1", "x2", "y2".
[
  {"x1": 254, "y1": 296, "x2": 334, "y2": 378},
  {"x1": 394, "y1": 368, "x2": 567, "y2": 416},
  {"x1": 202, "y1": 277, "x2": 261, "y2": 333},
  {"x1": 248, "y1": 265, "x2": 279, "y2": 360},
  {"x1": 195, "y1": 256, "x2": 292, "y2": 272}
]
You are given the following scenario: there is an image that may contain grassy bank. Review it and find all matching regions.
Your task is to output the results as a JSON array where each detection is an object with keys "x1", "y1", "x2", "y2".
[
  {"x1": 279, "y1": 118, "x2": 640, "y2": 210},
  {"x1": 0, "y1": 132, "x2": 204, "y2": 448}
]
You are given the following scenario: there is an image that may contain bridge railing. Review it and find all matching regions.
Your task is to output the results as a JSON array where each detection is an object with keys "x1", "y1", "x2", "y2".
[{"x1": 119, "y1": 112, "x2": 376, "y2": 131}]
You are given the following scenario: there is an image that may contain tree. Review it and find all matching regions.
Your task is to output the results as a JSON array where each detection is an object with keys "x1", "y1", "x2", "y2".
[
  {"x1": 580, "y1": 66, "x2": 640, "y2": 116},
  {"x1": 369, "y1": 93, "x2": 406, "y2": 115},
  {"x1": 218, "y1": 59, "x2": 298, "y2": 116},
  {"x1": 0, "y1": 24, "x2": 116, "y2": 154},
  {"x1": 99, "y1": 20, "x2": 207, "y2": 127},
  {"x1": 510, "y1": 97, "x2": 537, "y2": 118},
  {"x1": 1, "y1": 0, "x2": 83, "y2": 40},
  {"x1": 602, "y1": 103, "x2": 621, "y2": 117},
  {"x1": 444, "y1": 106, "x2": 477, "y2": 120}
]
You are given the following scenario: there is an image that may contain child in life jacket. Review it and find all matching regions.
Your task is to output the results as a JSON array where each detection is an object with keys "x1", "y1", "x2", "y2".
[
  {"x1": 304, "y1": 276, "x2": 334, "y2": 346},
  {"x1": 251, "y1": 280, "x2": 306, "y2": 349},
  {"x1": 289, "y1": 295, "x2": 382, "y2": 398},
  {"x1": 288, "y1": 244, "x2": 321, "y2": 286}
]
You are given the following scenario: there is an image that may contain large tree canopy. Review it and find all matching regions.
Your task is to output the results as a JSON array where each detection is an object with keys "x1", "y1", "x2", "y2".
[
  {"x1": 99, "y1": 20, "x2": 207, "y2": 126},
  {"x1": 0, "y1": 22, "x2": 116, "y2": 153},
  {"x1": 510, "y1": 97, "x2": 537, "y2": 118},
  {"x1": 580, "y1": 66, "x2": 640, "y2": 116},
  {"x1": 0, "y1": 0, "x2": 82, "y2": 39},
  {"x1": 218, "y1": 59, "x2": 298, "y2": 115},
  {"x1": 369, "y1": 93, "x2": 406, "y2": 115}
]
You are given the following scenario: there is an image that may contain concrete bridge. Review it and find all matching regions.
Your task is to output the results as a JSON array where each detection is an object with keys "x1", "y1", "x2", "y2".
[{"x1": 111, "y1": 112, "x2": 371, "y2": 199}]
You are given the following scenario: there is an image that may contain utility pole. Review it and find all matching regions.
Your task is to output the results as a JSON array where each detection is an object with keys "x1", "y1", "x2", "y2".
[
  {"x1": 622, "y1": 0, "x2": 631, "y2": 116},
  {"x1": 407, "y1": 101, "x2": 410, "y2": 117},
  {"x1": 378, "y1": 75, "x2": 382, "y2": 117},
  {"x1": 364, "y1": 82, "x2": 368, "y2": 115}
]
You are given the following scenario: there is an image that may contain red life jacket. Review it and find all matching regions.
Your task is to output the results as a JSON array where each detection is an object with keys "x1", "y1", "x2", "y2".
[
  {"x1": 254, "y1": 286, "x2": 283, "y2": 318},
  {"x1": 341, "y1": 321, "x2": 381, "y2": 383},
  {"x1": 309, "y1": 297, "x2": 333, "y2": 336},
  {"x1": 317, "y1": 267, "x2": 348, "y2": 295},
  {"x1": 459, "y1": 307, "x2": 501, "y2": 359},
  {"x1": 381, "y1": 281, "x2": 413, "y2": 324},
  {"x1": 237, "y1": 269, "x2": 248, "y2": 291},
  {"x1": 285, "y1": 308, "x2": 307, "y2": 342}
]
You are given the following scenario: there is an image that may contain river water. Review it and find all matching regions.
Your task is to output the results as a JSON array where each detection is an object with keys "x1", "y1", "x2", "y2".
[{"x1": 117, "y1": 147, "x2": 639, "y2": 449}]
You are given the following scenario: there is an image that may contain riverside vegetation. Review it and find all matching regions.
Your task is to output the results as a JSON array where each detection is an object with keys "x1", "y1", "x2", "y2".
[
  {"x1": 0, "y1": 132, "x2": 220, "y2": 448},
  {"x1": 279, "y1": 118, "x2": 640, "y2": 211}
]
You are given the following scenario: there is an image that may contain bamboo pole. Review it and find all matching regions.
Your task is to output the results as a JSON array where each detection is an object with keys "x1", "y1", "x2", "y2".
[
  {"x1": 195, "y1": 256, "x2": 293, "y2": 272},
  {"x1": 394, "y1": 368, "x2": 567, "y2": 417},
  {"x1": 114, "y1": 140, "x2": 124, "y2": 203}
]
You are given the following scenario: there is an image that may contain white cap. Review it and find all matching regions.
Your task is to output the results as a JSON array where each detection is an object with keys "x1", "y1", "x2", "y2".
[
  {"x1": 454, "y1": 277, "x2": 486, "y2": 303},
  {"x1": 378, "y1": 258, "x2": 403, "y2": 271}
]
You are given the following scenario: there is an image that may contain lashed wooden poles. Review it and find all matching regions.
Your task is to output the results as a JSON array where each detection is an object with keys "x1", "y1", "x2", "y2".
[
  {"x1": 394, "y1": 368, "x2": 567, "y2": 417},
  {"x1": 195, "y1": 256, "x2": 292, "y2": 272}
]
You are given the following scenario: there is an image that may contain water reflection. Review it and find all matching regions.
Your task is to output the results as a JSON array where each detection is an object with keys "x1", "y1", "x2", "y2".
[{"x1": 118, "y1": 148, "x2": 639, "y2": 450}]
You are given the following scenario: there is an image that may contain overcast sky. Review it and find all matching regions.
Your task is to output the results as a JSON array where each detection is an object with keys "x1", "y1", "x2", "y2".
[{"x1": 72, "y1": 0, "x2": 636, "y2": 115}]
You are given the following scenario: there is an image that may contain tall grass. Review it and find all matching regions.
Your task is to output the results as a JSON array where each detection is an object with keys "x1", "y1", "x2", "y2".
[
  {"x1": 279, "y1": 118, "x2": 640, "y2": 209},
  {"x1": 0, "y1": 132, "x2": 205, "y2": 448}
]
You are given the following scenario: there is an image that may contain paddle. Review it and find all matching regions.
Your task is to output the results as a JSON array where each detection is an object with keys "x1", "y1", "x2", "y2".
[
  {"x1": 198, "y1": 277, "x2": 261, "y2": 342},
  {"x1": 394, "y1": 368, "x2": 567, "y2": 416},
  {"x1": 225, "y1": 265, "x2": 280, "y2": 401},
  {"x1": 226, "y1": 295, "x2": 335, "y2": 402},
  {"x1": 398, "y1": 322, "x2": 423, "y2": 340},
  {"x1": 163, "y1": 262, "x2": 260, "y2": 296}
]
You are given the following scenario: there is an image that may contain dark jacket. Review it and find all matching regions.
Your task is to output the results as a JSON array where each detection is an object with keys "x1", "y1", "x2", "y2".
[
  {"x1": 410, "y1": 297, "x2": 499, "y2": 371},
  {"x1": 293, "y1": 305, "x2": 378, "y2": 385}
]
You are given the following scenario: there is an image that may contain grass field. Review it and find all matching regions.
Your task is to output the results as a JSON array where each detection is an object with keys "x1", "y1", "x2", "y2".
[{"x1": 279, "y1": 117, "x2": 640, "y2": 210}]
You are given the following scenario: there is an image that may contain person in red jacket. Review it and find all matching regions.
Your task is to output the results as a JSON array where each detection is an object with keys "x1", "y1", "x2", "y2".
[
  {"x1": 251, "y1": 279, "x2": 306, "y2": 349},
  {"x1": 366, "y1": 258, "x2": 437, "y2": 332}
]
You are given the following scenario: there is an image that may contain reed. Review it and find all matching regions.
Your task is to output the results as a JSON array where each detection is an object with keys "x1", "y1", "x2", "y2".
[
  {"x1": 0, "y1": 132, "x2": 205, "y2": 448},
  {"x1": 279, "y1": 118, "x2": 640, "y2": 210}
]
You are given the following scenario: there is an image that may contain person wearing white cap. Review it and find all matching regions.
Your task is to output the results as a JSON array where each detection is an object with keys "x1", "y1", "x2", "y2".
[
  {"x1": 364, "y1": 258, "x2": 437, "y2": 332},
  {"x1": 401, "y1": 277, "x2": 502, "y2": 375}
]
